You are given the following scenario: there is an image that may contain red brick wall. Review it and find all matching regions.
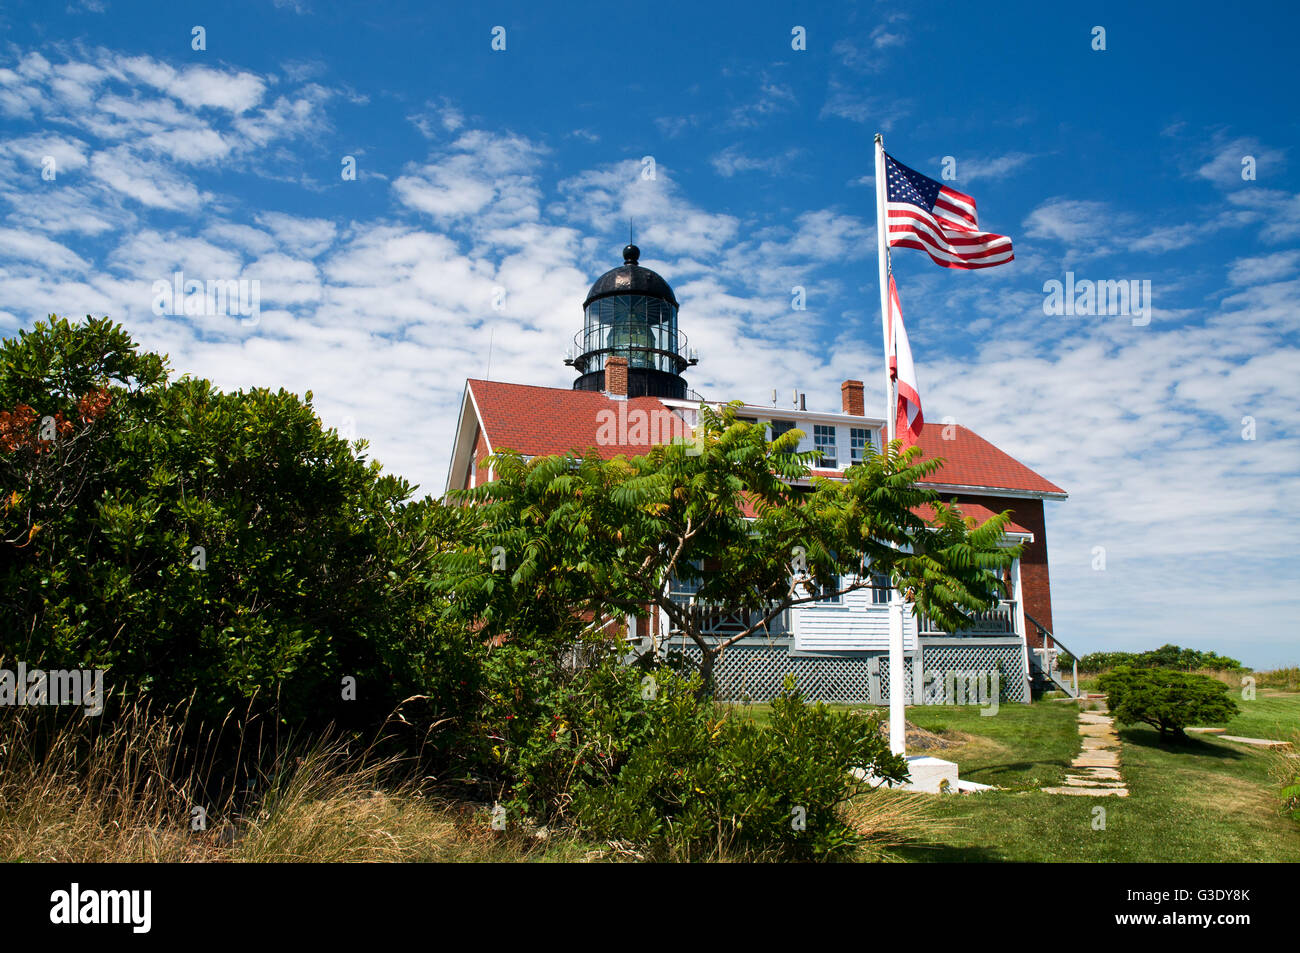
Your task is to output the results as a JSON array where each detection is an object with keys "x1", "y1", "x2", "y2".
[
  {"x1": 951, "y1": 494, "x2": 1054, "y2": 648},
  {"x1": 467, "y1": 425, "x2": 489, "y2": 489}
]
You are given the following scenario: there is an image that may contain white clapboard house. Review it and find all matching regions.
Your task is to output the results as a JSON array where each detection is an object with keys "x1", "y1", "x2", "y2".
[{"x1": 446, "y1": 246, "x2": 1076, "y2": 704}]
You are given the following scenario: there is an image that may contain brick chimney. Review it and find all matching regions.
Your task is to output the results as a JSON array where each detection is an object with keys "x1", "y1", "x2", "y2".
[
  {"x1": 841, "y1": 379, "x2": 864, "y2": 416},
  {"x1": 605, "y1": 356, "x2": 628, "y2": 398}
]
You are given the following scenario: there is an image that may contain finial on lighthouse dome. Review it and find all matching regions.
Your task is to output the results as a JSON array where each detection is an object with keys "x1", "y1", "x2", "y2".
[{"x1": 622, "y1": 243, "x2": 640, "y2": 265}]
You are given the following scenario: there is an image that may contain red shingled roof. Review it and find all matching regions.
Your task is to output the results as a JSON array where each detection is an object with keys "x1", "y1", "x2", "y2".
[
  {"x1": 912, "y1": 424, "x2": 1064, "y2": 496},
  {"x1": 467, "y1": 379, "x2": 1063, "y2": 497},
  {"x1": 809, "y1": 428, "x2": 1063, "y2": 496},
  {"x1": 468, "y1": 379, "x2": 690, "y2": 459},
  {"x1": 912, "y1": 501, "x2": 1031, "y2": 536}
]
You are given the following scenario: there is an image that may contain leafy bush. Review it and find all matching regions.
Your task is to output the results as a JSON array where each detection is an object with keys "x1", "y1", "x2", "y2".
[
  {"x1": 1079, "y1": 644, "x2": 1243, "y2": 673},
  {"x1": 1282, "y1": 776, "x2": 1300, "y2": 824},
  {"x1": 0, "y1": 317, "x2": 466, "y2": 733},
  {"x1": 569, "y1": 679, "x2": 908, "y2": 860},
  {"x1": 453, "y1": 638, "x2": 666, "y2": 816},
  {"x1": 441, "y1": 638, "x2": 913, "y2": 862},
  {"x1": 1099, "y1": 666, "x2": 1239, "y2": 740}
]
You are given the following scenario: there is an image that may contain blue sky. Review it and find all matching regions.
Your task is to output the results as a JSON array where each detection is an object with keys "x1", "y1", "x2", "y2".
[{"x1": 1, "y1": 0, "x2": 1297, "y2": 666}]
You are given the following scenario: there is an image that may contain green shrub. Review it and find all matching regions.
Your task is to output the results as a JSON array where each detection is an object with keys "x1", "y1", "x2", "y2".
[
  {"x1": 1099, "y1": 666, "x2": 1239, "y2": 740},
  {"x1": 1282, "y1": 777, "x2": 1300, "y2": 823},
  {"x1": 0, "y1": 317, "x2": 469, "y2": 734},
  {"x1": 465, "y1": 644, "x2": 678, "y2": 819},
  {"x1": 1079, "y1": 644, "x2": 1243, "y2": 673},
  {"x1": 569, "y1": 679, "x2": 908, "y2": 860}
]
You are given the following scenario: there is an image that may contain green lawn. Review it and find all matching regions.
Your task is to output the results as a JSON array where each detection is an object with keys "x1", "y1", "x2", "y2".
[{"x1": 733, "y1": 689, "x2": 1300, "y2": 862}]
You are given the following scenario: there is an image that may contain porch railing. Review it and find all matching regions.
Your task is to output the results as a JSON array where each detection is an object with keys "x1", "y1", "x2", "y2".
[
  {"x1": 919, "y1": 600, "x2": 1018, "y2": 637},
  {"x1": 1024, "y1": 610, "x2": 1079, "y2": 698},
  {"x1": 665, "y1": 591, "x2": 790, "y2": 639}
]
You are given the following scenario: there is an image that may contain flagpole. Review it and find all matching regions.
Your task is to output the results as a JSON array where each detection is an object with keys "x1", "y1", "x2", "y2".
[{"x1": 874, "y1": 133, "x2": 906, "y2": 758}]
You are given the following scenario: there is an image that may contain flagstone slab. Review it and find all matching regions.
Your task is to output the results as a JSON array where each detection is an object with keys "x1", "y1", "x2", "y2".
[
  {"x1": 1041, "y1": 786, "x2": 1128, "y2": 797},
  {"x1": 1221, "y1": 735, "x2": 1292, "y2": 749},
  {"x1": 1079, "y1": 724, "x2": 1114, "y2": 736},
  {"x1": 1186, "y1": 727, "x2": 1226, "y2": 734},
  {"x1": 1064, "y1": 777, "x2": 1123, "y2": 787}
]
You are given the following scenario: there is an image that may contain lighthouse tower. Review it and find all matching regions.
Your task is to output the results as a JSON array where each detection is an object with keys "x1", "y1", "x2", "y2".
[{"x1": 566, "y1": 244, "x2": 697, "y2": 399}]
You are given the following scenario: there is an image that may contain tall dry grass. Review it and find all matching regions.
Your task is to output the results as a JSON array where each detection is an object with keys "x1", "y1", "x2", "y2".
[
  {"x1": 1266, "y1": 731, "x2": 1300, "y2": 825},
  {"x1": 1190, "y1": 667, "x2": 1246, "y2": 689},
  {"x1": 0, "y1": 700, "x2": 571, "y2": 863},
  {"x1": 845, "y1": 790, "x2": 946, "y2": 861},
  {"x1": 1256, "y1": 668, "x2": 1300, "y2": 693},
  {"x1": 0, "y1": 700, "x2": 946, "y2": 863},
  {"x1": 0, "y1": 700, "x2": 222, "y2": 861}
]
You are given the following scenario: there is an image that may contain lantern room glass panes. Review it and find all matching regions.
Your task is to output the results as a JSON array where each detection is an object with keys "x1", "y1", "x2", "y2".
[{"x1": 580, "y1": 294, "x2": 680, "y2": 373}]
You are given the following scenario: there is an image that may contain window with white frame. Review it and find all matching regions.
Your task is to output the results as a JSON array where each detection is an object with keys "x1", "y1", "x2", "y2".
[
  {"x1": 807, "y1": 573, "x2": 842, "y2": 605},
  {"x1": 769, "y1": 419, "x2": 795, "y2": 441},
  {"x1": 850, "y1": 427, "x2": 871, "y2": 463},
  {"x1": 813, "y1": 424, "x2": 837, "y2": 467},
  {"x1": 867, "y1": 563, "x2": 892, "y2": 604}
]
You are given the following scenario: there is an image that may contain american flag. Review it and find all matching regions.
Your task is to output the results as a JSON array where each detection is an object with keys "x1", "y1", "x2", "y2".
[{"x1": 885, "y1": 152, "x2": 1014, "y2": 269}]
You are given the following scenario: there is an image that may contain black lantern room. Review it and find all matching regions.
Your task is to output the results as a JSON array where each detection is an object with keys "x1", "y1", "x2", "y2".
[{"x1": 566, "y1": 244, "x2": 697, "y2": 399}]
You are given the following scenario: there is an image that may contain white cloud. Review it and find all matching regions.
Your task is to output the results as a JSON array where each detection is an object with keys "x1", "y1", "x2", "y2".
[
  {"x1": 1226, "y1": 249, "x2": 1300, "y2": 286},
  {"x1": 1195, "y1": 136, "x2": 1285, "y2": 187},
  {"x1": 120, "y1": 58, "x2": 267, "y2": 114},
  {"x1": 819, "y1": 80, "x2": 908, "y2": 129},
  {"x1": 947, "y1": 151, "x2": 1038, "y2": 183},
  {"x1": 90, "y1": 146, "x2": 204, "y2": 210},
  {"x1": 0, "y1": 228, "x2": 89, "y2": 272},
  {"x1": 394, "y1": 131, "x2": 545, "y2": 225},
  {"x1": 255, "y1": 212, "x2": 339, "y2": 258},
  {"x1": 710, "y1": 145, "x2": 802, "y2": 178}
]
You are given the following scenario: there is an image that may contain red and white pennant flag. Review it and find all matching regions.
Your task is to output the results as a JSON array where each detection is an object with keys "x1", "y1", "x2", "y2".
[{"x1": 886, "y1": 273, "x2": 923, "y2": 447}]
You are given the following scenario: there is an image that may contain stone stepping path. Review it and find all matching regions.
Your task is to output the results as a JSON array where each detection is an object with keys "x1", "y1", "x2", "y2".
[{"x1": 1042, "y1": 699, "x2": 1129, "y2": 797}]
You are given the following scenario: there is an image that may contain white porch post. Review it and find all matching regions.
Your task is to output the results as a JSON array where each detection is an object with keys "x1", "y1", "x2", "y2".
[{"x1": 1012, "y1": 556, "x2": 1033, "y2": 704}]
